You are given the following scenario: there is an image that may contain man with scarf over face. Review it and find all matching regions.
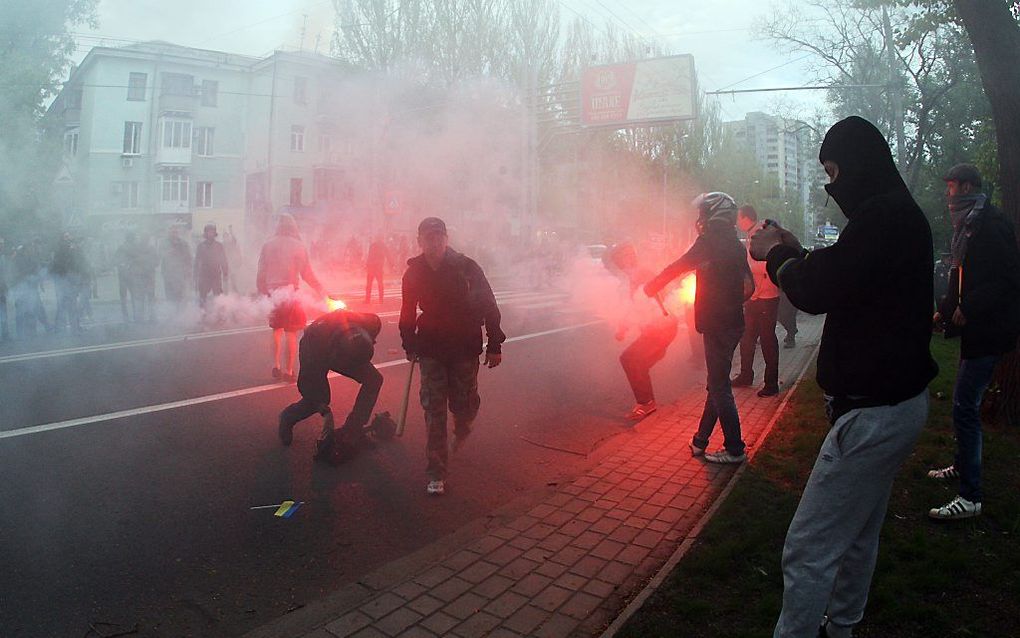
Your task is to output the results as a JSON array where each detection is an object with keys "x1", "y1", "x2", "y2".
[
  {"x1": 750, "y1": 116, "x2": 938, "y2": 638},
  {"x1": 927, "y1": 164, "x2": 1020, "y2": 521}
]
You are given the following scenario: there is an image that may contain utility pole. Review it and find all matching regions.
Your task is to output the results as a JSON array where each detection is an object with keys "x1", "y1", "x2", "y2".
[{"x1": 883, "y1": 5, "x2": 906, "y2": 167}]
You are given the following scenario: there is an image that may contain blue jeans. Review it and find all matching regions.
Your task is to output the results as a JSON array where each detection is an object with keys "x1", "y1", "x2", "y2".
[
  {"x1": 694, "y1": 327, "x2": 745, "y2": 455},
  {"x1": 953, "y1": 355, "x2": 999, "y2": 503}
]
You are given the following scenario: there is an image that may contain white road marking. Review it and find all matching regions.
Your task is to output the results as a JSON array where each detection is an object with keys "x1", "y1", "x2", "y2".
[
  {"x1": 0, "y1": 290, "x2": 569, "y2": 365},
  {"x1": 0, "y1": 320, "x2": 602, "y2": 440}
]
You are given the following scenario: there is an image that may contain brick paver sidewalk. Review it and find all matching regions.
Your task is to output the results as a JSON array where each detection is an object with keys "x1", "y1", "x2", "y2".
[{"x1": 248, "y1": 317, "x2": 823, "y2": 638}]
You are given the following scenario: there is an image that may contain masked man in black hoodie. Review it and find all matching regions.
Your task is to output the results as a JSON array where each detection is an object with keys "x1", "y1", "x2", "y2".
[
  {"x1": 927, "y1": 164, "x2": 1020, "y2": 521},
  {"x1": 750, "y1": 116, "x2": 938, "y2": 638},
  {"x1": 645, "y1": 192, "x2": 754, "y2": 464}
]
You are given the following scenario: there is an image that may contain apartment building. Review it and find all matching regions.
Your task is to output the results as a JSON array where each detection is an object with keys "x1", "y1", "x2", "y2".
[
  {"x1": 723, "y1": 111, "x2": 828, "y2": 237},
  {"x1": 45, "y1": 42, "x2": 381, "y2": 245},
  {"x1": 46, "y1": 42, "x2": 259, "y2": 240}
]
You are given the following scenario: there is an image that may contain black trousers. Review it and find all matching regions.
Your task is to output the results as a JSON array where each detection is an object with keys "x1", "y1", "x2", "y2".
[
  {"x1": 738, "y1": 297, "x2": 780, "y2": 387},
  {"x1": 778, "y1": 292, "x2": 798, "y2": 339},
  {"x1": 280, "y1": 358, "x2": 383, "y2": 434},
  {"x1": 620, "y1": 320, "x2": 679, "y2": 404},
  {"x1": 365, "y1": 269, "x2": 384, "y2": 302}
]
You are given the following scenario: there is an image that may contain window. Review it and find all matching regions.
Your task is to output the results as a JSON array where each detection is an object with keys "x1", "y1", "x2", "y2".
[
  {"x1": 127, "y1": 72, "x2": 147, "y2": 101},
  {"x1": 294, "y1": 76, "x2": 308, "y2": 104},
  {"x1": 162, "y1": 120, "x2": 192, "y2": 148},
  {"x1": 195, "y1": 127, "x2": 215, "y2": 156},
  {"x1": 64, "y1": 129, "x2": 79, "y2": 156},
  {"x1": 290, "y1": 178, "x2": 302, "y2": 206},
  {"x1": 119, "y1": 182, "x2": 140, "y2": 208},
  {"x1": 319, "y1": 134, "x2": 332, "y2": 153},
  {"x1": 290, "y1": 125, "x2": 304, "y2": 152},
  {"x1": 201, "y1": 80, "x2": 218, "y2": 107},
  {"x1": 123, "y1": 121, "x2": 142, "y2": 155},
  {"x1": 161, "y1": 174, "x2": 190, "y2": 204},
  {"x1": 161, "y1": 72, "x2": 194, "y2": 96},
  {"x1": 196, "y1": 181, "x2": 213, "y2": 208}
]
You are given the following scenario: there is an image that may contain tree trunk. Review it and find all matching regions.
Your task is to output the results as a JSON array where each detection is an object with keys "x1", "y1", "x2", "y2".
[{"x1": 954, "y1": 0, "x2": 1020, "y2": 426}]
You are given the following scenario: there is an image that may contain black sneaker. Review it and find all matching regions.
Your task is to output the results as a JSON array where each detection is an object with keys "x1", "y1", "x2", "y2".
[
  {"x1": 758, "y1": 385, "x2": 780, "y2": 397},
  {"x1": 730, "y1": 374, "x2": 753, "y2": 387}
]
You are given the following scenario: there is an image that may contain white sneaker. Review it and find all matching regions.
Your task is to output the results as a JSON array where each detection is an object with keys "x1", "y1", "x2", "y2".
[
  {"x1": 426, "y1": 480, "x2": 445, "y2": 496},
  {"x1": 704, "y1": 449, "x2": 746, "y2": 464},
  {"x1": 928, "y1": 495, "x2": 981, "y2": 520},
  {"x1": 927, "y1": 465, "x2": 959, "y2": 480},
  {"x1": 689, "y1": 441, "x2": 705, "y2": 457}
]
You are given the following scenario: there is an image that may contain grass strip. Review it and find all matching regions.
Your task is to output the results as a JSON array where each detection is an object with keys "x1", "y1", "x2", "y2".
[{"x1": 618, "y1": 338, "x2": 1020, "y2": 637}]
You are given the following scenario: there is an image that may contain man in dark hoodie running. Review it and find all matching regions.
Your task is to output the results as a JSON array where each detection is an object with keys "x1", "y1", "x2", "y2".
[
  {"x1": 645, "y1": 192, "x2": 754, "y2": 464},
  {"x1": 750, "y1": 116, "x2": 938, "y2": 638},
  {"x1": 400, "y1": 217, "x2": 505, "y2": 496}
]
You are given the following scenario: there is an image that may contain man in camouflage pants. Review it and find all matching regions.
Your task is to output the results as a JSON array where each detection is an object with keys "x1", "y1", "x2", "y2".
[{"x1": 400, "y1": 217, "x2": 505, "y2": 496}]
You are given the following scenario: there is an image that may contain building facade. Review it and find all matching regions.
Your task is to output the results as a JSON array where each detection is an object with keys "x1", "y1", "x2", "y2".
[
  {"x1": 723, "y1": 111, "x2": 828, "y2": 239},
  {"x1": 45, "y1": 43, "x2": 385, "y2": 246}
]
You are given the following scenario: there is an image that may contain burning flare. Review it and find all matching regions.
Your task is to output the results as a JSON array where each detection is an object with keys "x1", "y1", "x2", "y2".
[
  {"x1": 326, "y1": 296, "x2": 348, "y2": 312},
  {"x1": 678, "y1": 274, "x2": 696, "y2": 306}
]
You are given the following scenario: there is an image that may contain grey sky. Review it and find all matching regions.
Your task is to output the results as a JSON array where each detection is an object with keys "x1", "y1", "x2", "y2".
[{"x1": 78, "y1": 0, "x2": 824, "y2": 122}]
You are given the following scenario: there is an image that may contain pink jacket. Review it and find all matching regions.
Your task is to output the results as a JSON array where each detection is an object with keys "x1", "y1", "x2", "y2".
[{"x1": 256, "y1": 234, "x2": 322, "y2": 294}]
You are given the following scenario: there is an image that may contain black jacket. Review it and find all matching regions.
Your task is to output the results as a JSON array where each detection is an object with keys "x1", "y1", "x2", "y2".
[
  {"x1": 646, "y1": 218, "x2": 751, "y2": 334},
  {"x1": 298, "y1": 310, "x2": 381, "y2": 406},
  {"x1": 766, "y1": 116, "x2": 937, "y2": 404},
  {"x1": 400, "y1": 249, "x2": 505, "y2": 360},
  {"x1": 939, "y1": 203, "x2": 1020, "y2": 359}
]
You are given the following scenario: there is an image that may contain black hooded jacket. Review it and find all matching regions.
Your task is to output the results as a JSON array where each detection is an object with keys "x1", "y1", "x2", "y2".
[
  {"x1": 400, "y1": 249, "x2": 505, "y2": 360},
  {"x1": 765, "y1": 116, "x2": 938, "y2": 403},
  {"x1": 646, "y1": 217, "x2": 751, "y2": 334},
  {"x1": 938, "y1": 202, "x2": 1020, "y2": 359}
]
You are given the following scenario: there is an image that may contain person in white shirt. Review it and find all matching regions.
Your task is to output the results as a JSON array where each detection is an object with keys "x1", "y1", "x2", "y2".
[{"x1": 731, "y1": 205, "x2": 781, "y2": 397}]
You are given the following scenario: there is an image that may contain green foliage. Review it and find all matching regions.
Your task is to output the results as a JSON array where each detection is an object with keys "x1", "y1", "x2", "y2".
[{"x1": 0, "y1": 0, "x2": 97, "y2": 234}]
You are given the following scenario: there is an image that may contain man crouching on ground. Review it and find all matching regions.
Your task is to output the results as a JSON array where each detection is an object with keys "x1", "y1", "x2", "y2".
[
  {"x1": 278, "y1": 308, "x2": 384, "y2": 463},
  {"x1": 400, "y1": 217, "x2": 505, "y2": 496}
]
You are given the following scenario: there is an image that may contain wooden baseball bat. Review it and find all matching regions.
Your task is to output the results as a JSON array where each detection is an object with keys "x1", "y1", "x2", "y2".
[{"x1": 396, "y1": 358, "x2": 417, "y2": 437}]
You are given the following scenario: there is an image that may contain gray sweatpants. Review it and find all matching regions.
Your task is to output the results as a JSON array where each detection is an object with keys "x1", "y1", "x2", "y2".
[{"x1": 774, "y1": 390, "x2": 928, "y2": 638}]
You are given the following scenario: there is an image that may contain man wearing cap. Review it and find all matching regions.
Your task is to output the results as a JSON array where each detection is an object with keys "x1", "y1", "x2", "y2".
[
  {"x1": 194, "y1": 223, "x2": 229, "y2": 307},
  {"x1": 750, "y1": 116, "x2": 937, "y2": 638},
  {"x1": 644, "y1": 192, "x2": 754, "y2": 464},
  {"x1": 928, "y1": 163, "x2": 1020, "y2": 520},
  {"x1": 399, "y1": 217, "x2": 505, "y2": 496}
]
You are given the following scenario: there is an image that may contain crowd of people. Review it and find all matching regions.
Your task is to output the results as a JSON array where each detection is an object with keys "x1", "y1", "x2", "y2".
[{"x1": 0, "y1": 233, "x2": 94, "y2": 340}]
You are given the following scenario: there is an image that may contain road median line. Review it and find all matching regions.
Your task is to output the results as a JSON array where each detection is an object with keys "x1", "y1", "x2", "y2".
[{"x1": 0, "y1": 320, "x2": 603, "y2": 440}]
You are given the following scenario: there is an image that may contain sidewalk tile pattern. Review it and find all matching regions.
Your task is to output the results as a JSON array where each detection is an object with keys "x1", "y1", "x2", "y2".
[{"x1": 309, "y1": 319, "x2": 822, "y2": 638}]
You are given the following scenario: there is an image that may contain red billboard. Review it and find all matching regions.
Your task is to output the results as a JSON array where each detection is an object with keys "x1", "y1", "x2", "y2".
[{"x1": 580, "y1": 55, "x2": 697, "y2": 127}]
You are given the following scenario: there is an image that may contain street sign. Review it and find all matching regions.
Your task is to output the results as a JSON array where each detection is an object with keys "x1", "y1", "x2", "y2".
[{"x1": 580, "y1": 55, "x2": 698, "y2": 128}]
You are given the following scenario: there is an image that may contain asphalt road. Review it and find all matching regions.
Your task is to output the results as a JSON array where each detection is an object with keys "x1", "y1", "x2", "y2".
[{"x1": 0, "y1": 284, "x2": 701, "y2": 638}]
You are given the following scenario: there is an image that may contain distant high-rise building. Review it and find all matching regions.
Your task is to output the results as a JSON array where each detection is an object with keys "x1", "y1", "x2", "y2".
[{"x1": 723, "y1": 111, "x2": 829, "y2": 240}]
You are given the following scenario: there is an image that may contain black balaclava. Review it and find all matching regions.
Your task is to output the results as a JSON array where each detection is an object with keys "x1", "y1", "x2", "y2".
[{"x1": 818, "y1": 116, "x2": 907, "y2": 219}]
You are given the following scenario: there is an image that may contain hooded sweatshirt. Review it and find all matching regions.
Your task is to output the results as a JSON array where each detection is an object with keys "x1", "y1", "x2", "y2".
[
  {"x1": 645, "y1": 216, "x2": 751, "y2": 334},
  {"x1": 765, "y1": 116, "x2": 938, "y2": 404},
  {"x1": 256, "y1": 219, "x2": 322, "y2": 295}
]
